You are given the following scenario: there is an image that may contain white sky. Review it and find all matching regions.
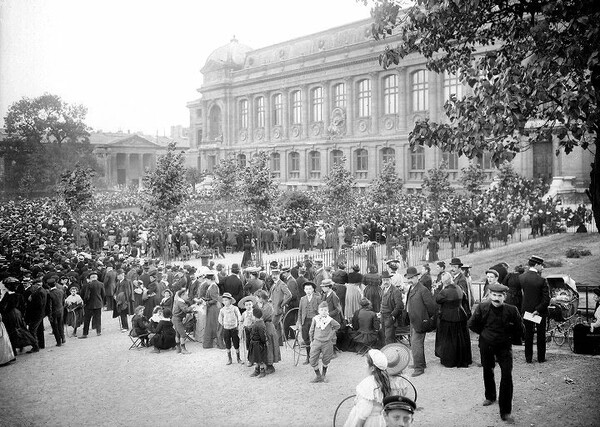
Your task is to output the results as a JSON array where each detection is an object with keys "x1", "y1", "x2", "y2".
[{"x1": 0, "y1": 0, "x2": 370, "y2": 135}]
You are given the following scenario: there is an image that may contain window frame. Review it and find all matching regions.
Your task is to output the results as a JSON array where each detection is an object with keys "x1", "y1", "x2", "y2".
[
  {"x1": 383, "y1": 74, "x2": 399, "y2": 115},
  {"x1": 411, "y1": 70, "x2": 429, "y2": 112},
  {"x1": 357, "y1": 79, "x2": 372, "y2": 118},
  {"x1": 291, "y1": 90, "x2": 302, "y2": 125}
]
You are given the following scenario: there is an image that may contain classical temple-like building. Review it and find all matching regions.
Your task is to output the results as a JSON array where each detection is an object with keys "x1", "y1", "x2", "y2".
[{"x1": 186, "y1": 18, "x2": 592, "y2": 192}]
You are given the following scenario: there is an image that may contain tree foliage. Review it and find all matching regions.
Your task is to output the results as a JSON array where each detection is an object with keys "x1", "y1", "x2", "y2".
[
  {"x1": 460, "y1": 162, "x2": 486, "y2": 197},
  {"x1": 422, "y1": 161, "x2": 453, "y2": 210},
  {"x1": 140, "y1": 142, "x2": 188, "y2": 228},
  {"x1": 279, "y1": 190, "x2": 314, "y2": 212},
  {"x1": 368, "y1": 160, "x2": 403, "y2": 204},
  {"x1": 212, "y1": 156, "x2": 241, "y2": 201},
  {"x1": 2, "y1": 93, "x2": 98, "y2": 192},
  {"x1": 57, "y1": 164, "x2": 96, "y2": 215},
  {"x1": 322, "y1": 156, "x2": 356, "y2": 221},
  {"x1": 240, "y1": 152, "x2": 279, "y2": 214},
  {"x1": 185, "y1": 167, "x2": 205, "y2": 191},
  {"x1": 369, "y1": 0, "x2": 600, "y2": 230}
]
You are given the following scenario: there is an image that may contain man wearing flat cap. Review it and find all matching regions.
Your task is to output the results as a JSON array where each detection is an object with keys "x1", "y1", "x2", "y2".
[
  {"x1": 468, "y1": 282, "x2": 524, "y2": 424},
  {"x1": 382, "y1": 395, "x2": 416, "y2": 427},
  {"x1": 519, "y1": 255, "x2": 550, "y2": 363},
  {"x1": 80, "y1": 271, "x2": 105, "y2": 338}
]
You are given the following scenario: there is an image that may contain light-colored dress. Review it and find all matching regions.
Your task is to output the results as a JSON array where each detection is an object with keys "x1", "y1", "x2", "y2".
[
  {"x1": 344, "y1": 375, "x2": 409, "y2": 427},
  {"x1": 0, "y1": 318, "x2": 15, "y2": 365}
]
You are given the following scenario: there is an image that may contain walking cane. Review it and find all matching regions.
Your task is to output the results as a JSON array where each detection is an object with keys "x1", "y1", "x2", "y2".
[{"x1": 240, "y1": 328, "x2": 246, "y2": 362}]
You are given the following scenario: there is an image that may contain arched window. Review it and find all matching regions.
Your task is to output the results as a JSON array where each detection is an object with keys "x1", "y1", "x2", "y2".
[
  {"x1": 309, "y1": 151, "x2": 321, "y2": 179},
  {"x1": 272, "y1": 93, "x2": 283, "y2": 126},
  {"x1": 209, "y1": 105, "x2": 222, "y2": 140},
  {"x1": 411, "y1": 70, "x2": 429, "y2": 111},
  {"x1": 270, "y1": 152, "x2": 281, "y2": 178},
  {"x1": 333, "y1": 83, "x2": 346, "y2": 108},
  {"x1": 355, "y1": 149, "x2": 368, "y2": 179},
  {"x1": 357, "y1": 79, "x2": 371, "y2": 117},
  {"x1": 381, "y1": 147, "x2": 395, "y2": 165},
  {"x1": 410, "y1": 146, "x2": 425, "y2": 170},
  {"x1": 331, "y1": 149, "x2": 344, "y2": 167},
  {"x1": 239, "y1": 100, "x2": 248, "y2": 129},
  {"x1": 311, "y1": 87, "x2": 323, "y2": 122},
  {"x1": 291, "y1": 90, "x2": 302, "y2": 124},
  {"x1": 237, "y1": 153, "x2": 246, "y2": 169},
  {"x1": 255, "y1": 96, "x2": 265, "y2": 127},
  {"x1": 288, "y1": 152, "x2": 300, "y2": 179},
  {"x1": 443, "y1": 71, "x2": 463, "y2": 102},
  {"x1": 383, "y1": 75, "x2": 399, "y2": 115}
]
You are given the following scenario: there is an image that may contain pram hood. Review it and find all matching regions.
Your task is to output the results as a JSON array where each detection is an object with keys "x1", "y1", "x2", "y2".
[{"x1": 546, "y1": 274, "x2": 579, "y2": 297}]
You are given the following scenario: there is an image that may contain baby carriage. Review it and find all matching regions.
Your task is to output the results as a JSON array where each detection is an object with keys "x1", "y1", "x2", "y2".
[{"x1": 546, "y1": 274, "x2": 581, "y2": 348}]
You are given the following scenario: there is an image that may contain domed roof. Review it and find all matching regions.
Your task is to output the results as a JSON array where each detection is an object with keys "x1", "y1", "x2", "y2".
[{"x1": 204, "y1": 37, "x2": 252, "y2": 69}]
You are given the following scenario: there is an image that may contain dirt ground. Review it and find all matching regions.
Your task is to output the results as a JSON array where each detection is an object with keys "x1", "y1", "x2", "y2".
[{"x1": 1, "y1": 233, "x2": 599, "y2": 427}]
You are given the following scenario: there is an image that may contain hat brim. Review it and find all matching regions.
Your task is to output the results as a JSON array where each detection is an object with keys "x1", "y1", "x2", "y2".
[
  {"x1": 381, "y1": 343, "x2": 411, "y2": 376},
  {"x1": 238, "y1": 295, "x2": 258, "y2": 309},
  {"x1": 404, "y1": 273, "x2": 418, "y2": 278}
]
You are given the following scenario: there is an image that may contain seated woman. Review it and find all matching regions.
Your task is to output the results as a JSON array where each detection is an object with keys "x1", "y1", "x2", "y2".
[
  {"x1": 151, "y1": 308, "x2": 177, "y2": 353},
  {"x1": 160, "y1": 289, "x2": 173, "y2": 312},
  {"x1": 131, "y1": 305, "x2": 150, "y2": 347},
  {"x1": 148, "y1": 306, "x2": 163, "y2": 334},
  {"x1": 351, "y1": 298, "x2": 380, "y2": 354}
]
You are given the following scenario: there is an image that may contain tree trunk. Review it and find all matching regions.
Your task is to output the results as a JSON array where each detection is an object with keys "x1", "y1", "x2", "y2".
[{"x1": 588, "y1": 68, "x2": 600, "y2": 233}]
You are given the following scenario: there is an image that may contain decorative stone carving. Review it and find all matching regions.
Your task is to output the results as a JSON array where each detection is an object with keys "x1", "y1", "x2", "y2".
[
  {"x1": 254, "y1": 128, "x2": 264, "y2": 140},
  {"x1": 239, "y1": 130, "x2": 247, "y2": 141},
  {"x1": 312, "y1": 123, "x2": 322, "y2": 136},
  {"x1": 384, "y1": 116, "x2": 395, "y2": 130},
  {"x1": 327, "y1": 107, "x2": 346, "y2": 139},
  {"x1": 358, "y1": 120, "x2": 369, "y2": 133},
  {"x1": 273, "y1": 127, "x2": 282, "y2": 139},
  {"x1": 292, "y1": 125, "x2": 301, "y2": 138}
]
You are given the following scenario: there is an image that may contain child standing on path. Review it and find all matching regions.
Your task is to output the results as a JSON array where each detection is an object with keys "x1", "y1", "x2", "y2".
[
  {"x1": 218, "y1": 293, "x2": 242, "y2": 365},
  {"x1": 309, "y1": 301, "x2": 341, "y2": 383},
  {"x1": 248, "y1": 307, "x2": 268, "y2": 378}
]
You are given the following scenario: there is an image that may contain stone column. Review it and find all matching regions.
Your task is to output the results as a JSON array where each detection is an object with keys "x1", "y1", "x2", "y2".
[
  {"x1": 344, "y1": 77, "x2": 354, "y2": 137},
  {"x1": 248, "y1": 95, "x2": 255, "y2": 144},
  {"x1": 322, "y1": 81, "x2": 330, "y2": 138},
  {"x1": 370, "y1": 72, "x2": 380, "y2": 135},
  {"x1": 265, "y1": 91, "x2": 271, "y2": 143},
  {"x1": 282, "y1": 90, "x2": 289, "y2": 141},
  {"x1": 302, "y1": 85, "x2": 310, "y2": 140},
  {"x1": 398, "y1": 68, "x2": 408, "y2": 132}
]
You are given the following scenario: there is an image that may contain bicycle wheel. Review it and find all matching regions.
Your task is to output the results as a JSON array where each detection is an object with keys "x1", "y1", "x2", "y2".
[
  {"x1": 293, "y1": 337, "x2": 302, "y2": 366},
  {"x1": 332, "y1": 395, "x2": 355, "y2": 427},
  {"x1": 282, "y1": 308, "x2": 299, "y2": 349},
  {"x1": 552, "y1": 326, "x2": 565, "y2": 346},
  {"x1": 399, "y1": 375, "x2": 418, "y2": 403}
]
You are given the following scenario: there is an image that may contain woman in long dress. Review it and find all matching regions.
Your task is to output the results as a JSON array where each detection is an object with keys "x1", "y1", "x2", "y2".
[
  {"x1": 434, "y1": 272, "x2": 472, "y2": 368},
  {"x1": 362, "y1": 266, "x2": 382, "y2": 313},
  {"x1": 0, "y1": 278, "x2": 36, "y2": 354},
  {"x1": 351, "y1": 298, "x2": 379, "y2": 353},
  {"x1": 345, "y1": 265, "x2": 363, "y2": 320},
  {"x1": 203, "y1": 275, "x2": 222, "y2": 348},
  {"x1": 344, "y1": 349, "x2": 409, "y2": 427},
  {"x1": 0, "y1": 313, "x2": 15, "y2": 366},
  {"x1": 256, "y1": 290, "x2": 281, "y2": 374}
]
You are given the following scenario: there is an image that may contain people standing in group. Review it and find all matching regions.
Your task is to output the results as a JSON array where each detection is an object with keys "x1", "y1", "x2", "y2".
[
  {"x1": 520, "y1": 255, "x2": 550, "y2": 363},
  {"x1": 435, "y1": 271, "x2": 472, "y2": 368},
  {"x1": 297, "y1": 281, "x2": 321, "y2": 365},
  {"x1": 79, "y1": 271, "x2": 105, "y2": 339},
  {"x1": 403, "y1": 266, "x2": 437, "y2": 377},
  {"x1": 150, "y1": 307, "x2": 176, "y2": 353},
  {"x1": 218, "y1": 292, "x2": 242, "y2": 365},
  {"x1": 468, "y1": 282, "x2": 524, "y2": 424},
  {"x1": 256, "y1": 290, "x2": 281, "y2": 374},
  {"x1": 380, "y1": 271, "x2": 403, "y2": 346},
  {"x1": 24, "y1": 277, "x2": 47, "y2": 352},
  {"x1": 0, "y1": 278, "x2": 36, "y2": 355},
  {"x1": 417, "y1": 263, "x2": 432, "y2": 291}
]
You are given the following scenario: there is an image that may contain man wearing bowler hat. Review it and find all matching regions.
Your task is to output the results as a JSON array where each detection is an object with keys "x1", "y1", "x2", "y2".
[
  {"x1": 468, "y1": 282, "x2": 524, "y2": 423},
  {"x1": 380, "y1": 270, "x2": 404, "y2": 345},
  {"x1": 404, "y1": 266, "x2": 437, "y2": 377},
  {"x1": 449, "y1": 257, "x2": 472, "y2": 317},
  {"x1": 79, "y1": 271, "x2": 105, "y2": 338},
  {"x1": 519, "y1": 255, "x2": 550, "y2": 363}
]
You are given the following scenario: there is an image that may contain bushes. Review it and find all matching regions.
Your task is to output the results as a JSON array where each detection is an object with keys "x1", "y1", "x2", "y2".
[{"x1": 565, "y1": 248, "x2": 592, "y2": 258}]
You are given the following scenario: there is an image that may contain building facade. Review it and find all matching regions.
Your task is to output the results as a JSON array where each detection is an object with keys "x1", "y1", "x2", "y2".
[{"x1": 187, "y1": 19, "x2": 592, "y2": 191}]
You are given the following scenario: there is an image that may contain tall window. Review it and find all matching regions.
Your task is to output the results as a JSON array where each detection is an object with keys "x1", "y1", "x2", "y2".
[
  {"x1": 270, "y1": 152, "x2": 280, "y2": 178},
  {"x1": 357, "y1": 79, "x2": 371, "y2": 117},
  {"x1": 255, "y1": 96, "x2": 265, "y2": 127},
  {"x1": 291, "y1": 90, "x2": 302, "y2": 124},
  {"x1": 309, "y1": 151, "x2": 321, "y2": 179},
  {"x1": 209, "y1": 105, "x2": 222, "y2": 140},
  {"x1": 410, "y1": 146, "x2": 425, "y2": 170},
  {"x1": 443, "y1": 71, "x2": 463, "y2": 102},
  {"x1": 239, "y1": 99, "x2": 248, "y2": 129},
  {"x1": 238, "y1": 154, "x2": 247, "y2": 169},
  {"x1": 381, "y1": 147, "x2": 395, "y2": 165},
  {"x1": 333, "y1": 83, "x2": 346, "y2": 108},
  {"x1": 383, "y1": 74, "x2": 399, "y2": 115},
  {"x1": 355, "y1": 149, "x2": 368, "y2": 179},
  {"x1": 311, "y1": 87, "x2": 323, "y2": 122},
  {"x1": 272, "y1": 93, "x2": 283, "y2": 126},
  {"x1": 196, "y1": 129, "x2": 203, "y2": 145},
  {"x1": 331, "y1": 149, "x2": 343, "y2": 166},
  {"x1": 289, "y1": 152, "x2": 300, "y2": 179},
  {"x1": 442, "y1": 151, "x2": 459, "y2": 170},
  {"x1": 481, "y1": 152, "x2": 493, "y2": 170},
  {"x1": 412, "y1": 70, "x2": 429, "y2": 111}
]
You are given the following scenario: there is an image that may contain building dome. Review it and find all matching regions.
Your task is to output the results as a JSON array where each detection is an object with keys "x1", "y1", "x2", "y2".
[{"x1": 204, "y1": 36, "x2": 252, "y2": 69}]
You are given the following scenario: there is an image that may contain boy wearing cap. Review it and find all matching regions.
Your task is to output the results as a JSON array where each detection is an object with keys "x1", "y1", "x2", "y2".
[
  {"x1": 519, "y1": 255, "x2": 550, "y2": 363},
  {"x1": 308, "y1": 301, "x2": 340, "y2": 383},
  {"x1": 297, "y1": 282, "x2": 321, "y2": 365},
  {"x1": 468, "y1": 282, "x2": 524, "y2": 424},
  {"x1": 382, "y1": 395, "x2": 416, "y2": 427},
  {"x1": 218, "y1": 293, "x2": 242, "y2": 365}
]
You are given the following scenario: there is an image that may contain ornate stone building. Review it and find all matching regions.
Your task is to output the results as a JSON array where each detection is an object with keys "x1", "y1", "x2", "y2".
[{"x1": 187, "y1": 19, "x2": 592, "y2": 192}]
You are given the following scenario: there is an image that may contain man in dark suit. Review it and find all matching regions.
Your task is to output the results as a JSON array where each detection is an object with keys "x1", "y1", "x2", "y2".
[
  {"x1": 469, "y1": 282, "x2": 524, "y2": 424},
  {"x1": 380, "y1": 270, "x2": 404, "y2": 345},
  {"x1": 417, "y1": 264, "x2": 432, "y2": 291},
  {"x1": 223, "y1": 264, "x2": 244, "y2": 304},
  {"x1": 24, "y1": 277, "x2": 47, "y2": 352},
  {"x1": 449, "y1": 257, "x2": 471, "y2": 317},
  {"x1": 296, "y1": 281, "x2": 321, "y2": 364},
  {"x1": 404, "y1": 266, "x2": 437, "y2": 377},
  {"x1": 46, "y1": 278, "x2": 65, "y2": 346},
  {"x1": 519, "y1": 255, "x2": 550, "y2": 363},
  {"x1": 79, "y1": 271, "x2": 105, "y2": 338}
]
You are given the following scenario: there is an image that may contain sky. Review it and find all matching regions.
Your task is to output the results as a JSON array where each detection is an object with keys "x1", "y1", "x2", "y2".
[{"x1": 0, "y1": 0, "x2": 371, "y2": 136}]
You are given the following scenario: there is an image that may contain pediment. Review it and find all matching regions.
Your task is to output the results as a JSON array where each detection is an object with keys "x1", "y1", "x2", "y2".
[{"x1": 107, "y1": 134, "x2": 163, "y2": 148}]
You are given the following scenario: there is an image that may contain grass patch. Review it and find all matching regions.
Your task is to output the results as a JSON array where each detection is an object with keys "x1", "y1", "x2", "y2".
[{"x1": 545, "y1": 259, "x2": 563, "y2": 267}]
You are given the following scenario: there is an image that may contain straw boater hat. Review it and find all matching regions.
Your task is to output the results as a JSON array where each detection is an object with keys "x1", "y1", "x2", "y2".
[
  {"x1": 529, "y1": 255, "x2": 544, "y2": 266},
  {"x1": 367, "y1": 349, "x2": 388, "y2": 370},
  {"x1": 238, "y1": 295, "x2": 258, "y2": 309},
  {"x1": 320, "y1": 279, "x2": 334, "y2": 288},
  {"x1": 221, "y1": 292, "x2": 236, "y2": 304},
  {"x1": 381, "y1": 343, "x2": 411, "y2": 376}
]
